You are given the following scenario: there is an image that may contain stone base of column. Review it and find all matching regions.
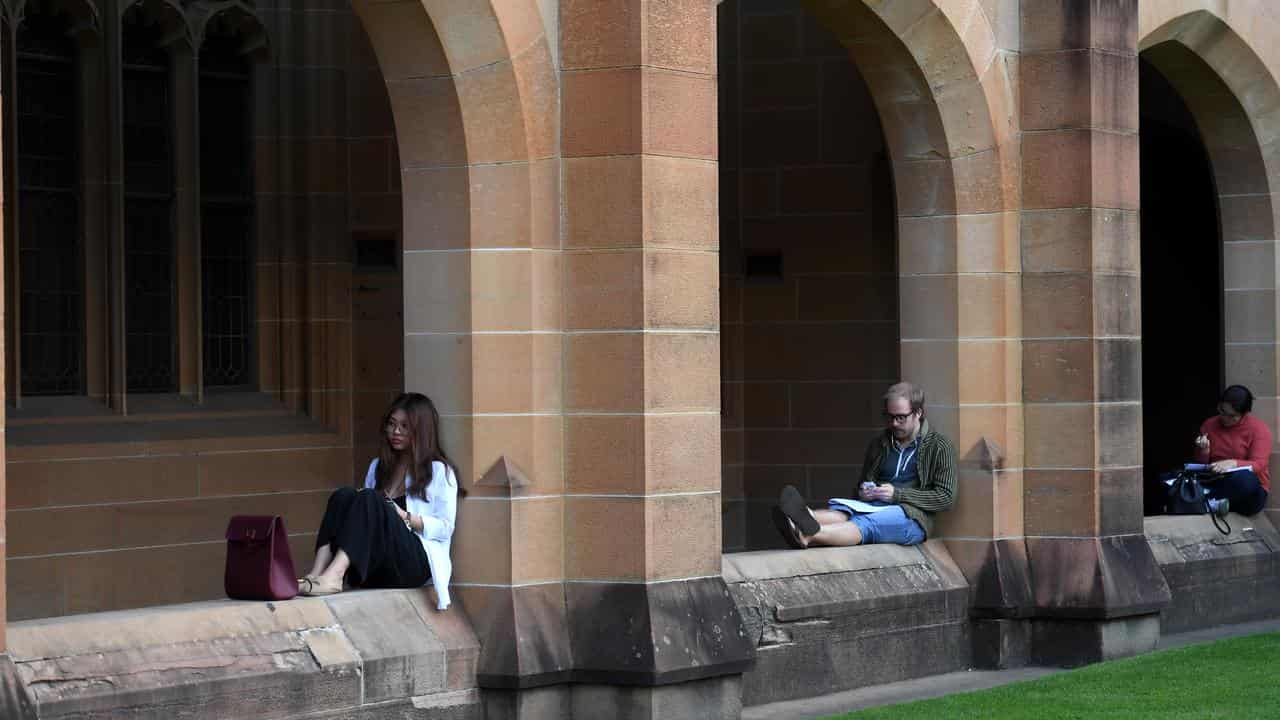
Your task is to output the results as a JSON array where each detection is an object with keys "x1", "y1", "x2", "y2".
[
  {"x1": 569, "y1": 676, "x2": 743, "y2": 720},
  {"x1": 972, "y1": 618, "x2": 1032, "y2": 670},
  {"x1": 467, "y1": 577, "x2": 753, "y2": 689},
  {"x1": 1025, "y1": 534, "x2": 1171, "y2": 619},
  {"x1": 948, "y1": 539, "x2": 1034, "y2": 670},
  {"x1": 1030, "y1": 614, "x2": 1161, "y2": 666},
  {"x1": 564, "y1": 578, "x2": 755, "y2": 685},
  {"x1": 482, "y1": 686, "x2": 571, "y2": 720},
  {"x1": 946, "y1": 538, "x2": 1034, "y2": 618},
  {"x1": 483, "y1": 676, "x2": 742, "y2": 720},
  {"x1": 457, "y1": 584, "x2": 574, "y2": 689},
  {"x1": 1022, "y1": 533, "x2": 1169, "y2": 667}
]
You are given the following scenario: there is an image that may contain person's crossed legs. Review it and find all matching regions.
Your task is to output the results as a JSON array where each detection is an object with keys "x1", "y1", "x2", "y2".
[{"x1": 773, "y1": 485, "x2": 924, "y2": 548}]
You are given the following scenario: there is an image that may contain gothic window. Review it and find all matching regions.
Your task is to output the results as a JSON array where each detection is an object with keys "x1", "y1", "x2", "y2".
[
  {"x1": 5, "y1": 3, "x2": 270, "y2": 408},
  {"x1": 200, "y1": 32, "x2": 254, "y2": 388},
  {"x1": 16, "y1": 7, "x2": 83, "y2": 397},
  {"x1": 123, "y1": 15, "x2": 176, "y2": 393}
]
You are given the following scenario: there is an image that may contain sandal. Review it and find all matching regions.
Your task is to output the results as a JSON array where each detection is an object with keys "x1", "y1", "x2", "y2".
[
  {"x1": 302, "y1": 576, "x2": 343, "y2": 596},
  {"x1": 779, "y1": 485, "x2": 820, "y2": 536},
  {"x1": 297, "y1": 577, "x2": 317, "y2": 595},
  {"x1": 771, "y1": 506, "x2": 807, "y2": 549}
]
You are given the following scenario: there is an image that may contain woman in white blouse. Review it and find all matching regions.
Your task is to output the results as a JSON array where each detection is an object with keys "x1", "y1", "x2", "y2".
[{"x1": 298, "y1": 392, "x2": 461, "y2": 609}]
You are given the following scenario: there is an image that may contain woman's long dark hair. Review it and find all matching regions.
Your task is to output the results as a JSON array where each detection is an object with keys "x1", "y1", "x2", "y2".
[{"x1": 375, "y1": 392, "x2": 461, "y2": 500}]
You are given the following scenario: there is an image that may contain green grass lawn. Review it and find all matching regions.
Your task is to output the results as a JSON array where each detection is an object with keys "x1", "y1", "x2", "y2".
[{"x1": 830, "y1": 632, "x2": 1280, "y2": 720}]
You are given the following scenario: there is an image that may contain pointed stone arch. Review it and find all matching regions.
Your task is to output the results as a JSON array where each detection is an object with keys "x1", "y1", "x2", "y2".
[
  {"x1": 349, "y1": 0, "x2": 565, "y2": 689},
  {"x1": 120, "y1": 0, "x2": 188, "y2": 48},
  {"x1": 1140, "y1": 8, "x2": 1280, "y2": 526},
  {"x1": 5, "y1": 0, "x2": 100, "y2": 42},
  {"x1": 804, "y1": 0, "x2": 1015, "y2": 454},
  {"x1": 798, "y1": 1, "x2": 1018, "y2": 559},
  {"x1": 349, "y1": 0, "x2": 559, "y2": 480}
]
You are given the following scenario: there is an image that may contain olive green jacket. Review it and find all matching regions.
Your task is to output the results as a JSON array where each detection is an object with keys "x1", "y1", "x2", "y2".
[{"x1": 859, "y1": 420, "x2": 958, "y2": 538}]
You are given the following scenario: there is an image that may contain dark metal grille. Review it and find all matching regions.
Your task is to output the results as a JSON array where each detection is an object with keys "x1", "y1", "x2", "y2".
[
  {"x1": 123, "y1": 51, "x2": 176, "y2": 392},
  {"x1": 202, "y1": 204, "x2": 252, "y2": 386},
  {"x1": 16, "y1": 12, "x2": 83, "y2": 396},
  {"x1": 200, "y1": 45, "x2": 254, "y2": 388}
]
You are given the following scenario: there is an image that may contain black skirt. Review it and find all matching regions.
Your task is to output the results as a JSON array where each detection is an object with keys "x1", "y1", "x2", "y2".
[{"x1": 314, "y1": 486, "x2": 430, "y2": 588}]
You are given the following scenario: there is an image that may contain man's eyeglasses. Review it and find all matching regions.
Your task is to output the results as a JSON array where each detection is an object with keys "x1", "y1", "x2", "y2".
[
  {"x1": 385, "y1": 420, "x2": 410, "y2": 435},
  {"x1": 885, "y1": 411, "x2": 916, "y2": 424}
]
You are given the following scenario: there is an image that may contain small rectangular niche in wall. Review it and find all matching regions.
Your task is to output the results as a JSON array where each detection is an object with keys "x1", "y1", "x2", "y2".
[
  {"x1": 744, "y1": 251, "x2": 784, "y2": 284},
  {"x1": 354, "y1": 231, "x2": 398, "y2": 270}
]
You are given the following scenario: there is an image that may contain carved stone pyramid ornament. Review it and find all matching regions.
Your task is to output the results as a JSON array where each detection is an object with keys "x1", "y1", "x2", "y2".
[{"x1": 478, "y1": 455, "x2": 531, "y2": 491}]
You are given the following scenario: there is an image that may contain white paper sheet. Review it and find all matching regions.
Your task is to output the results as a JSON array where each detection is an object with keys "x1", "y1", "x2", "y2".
[{"x1": 829, "y1": 498, "x2": 896, "y2": 514}]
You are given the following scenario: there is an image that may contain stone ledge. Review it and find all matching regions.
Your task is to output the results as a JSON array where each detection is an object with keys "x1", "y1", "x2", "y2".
[
  {"x1": 0, "y1": 589, "x2": 480, "y2": 720},
  {"x1": 722, "y1": 544, "x2": 927, "y2": 584},
  {"x1": 1145, "y1": 513, "x2": 1280, "y2": 634},
  {"x1": 725, "y1": 541, "x2": 971, "y2": 706}
]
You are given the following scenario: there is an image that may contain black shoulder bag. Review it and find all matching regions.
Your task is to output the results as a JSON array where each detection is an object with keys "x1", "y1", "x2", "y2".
[{"x1": 1165, "y1": 470, "x2": 1230, "y2": 535}]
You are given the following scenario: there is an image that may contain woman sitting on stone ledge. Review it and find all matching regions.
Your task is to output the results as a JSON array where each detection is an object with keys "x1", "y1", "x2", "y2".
[
  {"x1": 298, "y1": 392, "x2": 461, "y2": 609},
  {"x1": 1192, "y1": 384, "x2": 1271, "y2": 517}
]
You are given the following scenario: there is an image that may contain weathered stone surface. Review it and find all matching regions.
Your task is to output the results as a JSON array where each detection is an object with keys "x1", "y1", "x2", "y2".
[
  {"x1": 565, "y1": 577, "x2": 755, "y2": 686},
  {"x1": 463, "y1": 583, "x2": 574, "y2": 689},
  {"x1": 972, "y1": 618, "x2": 1031, "y2": 670},
  {"x1": 946, "y1": 538, "x2": 1034, "y2": 618},
  {"x1": 1030, "y1": 614, "x2": 1159, "y2": 667},
  {"x1": 0, "y1": 590, "x2": 480, "y2": 719},
  {"x1": 482, "y1": 684, "x2": 571, "y2": 720},
  {"x1": 1145, "y1": 514, "x2": 1280, "y2": 634},
  {"x1": 304, "y1": 690, "x2": 483, "y2": 720},
  {"x1": 570, "y1": 676, "x2": 742, "y2": 720},
  {"x1": 1025, "y1": 534, "x2": 1171, "y2": 619},
  {"x1": 727, "y1": 543, "x2": 970, "y2": 706},
  {"x1": 324, "y1": 591, "x2": 448, "y2": 702}
]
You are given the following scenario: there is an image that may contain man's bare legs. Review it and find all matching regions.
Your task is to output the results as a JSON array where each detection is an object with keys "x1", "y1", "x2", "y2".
[{"x1": 795, "y1": 508, "x2": 863, "y2": 548}]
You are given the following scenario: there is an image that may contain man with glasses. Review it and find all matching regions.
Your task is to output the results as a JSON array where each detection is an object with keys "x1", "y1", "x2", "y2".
[{"x1": 772, "y1": 382, "x2": 958, "y2": 548}]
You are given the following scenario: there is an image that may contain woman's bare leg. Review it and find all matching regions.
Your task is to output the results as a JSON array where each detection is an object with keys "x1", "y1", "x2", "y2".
[
  {"x1": 316, "y1": 549, "x2": 351, "y2": 584},
  {"x1": 308, "y1": 544, "x2": 334, "y2": 578}
]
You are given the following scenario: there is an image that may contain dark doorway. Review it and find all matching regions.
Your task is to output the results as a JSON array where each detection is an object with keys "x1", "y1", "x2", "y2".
[
  {"x1": 1138, "y1": 56, "x2": 1223, "y2": 515},
  {"x1": 718, "y1": 0, "x2": 898, "y2": 551}
]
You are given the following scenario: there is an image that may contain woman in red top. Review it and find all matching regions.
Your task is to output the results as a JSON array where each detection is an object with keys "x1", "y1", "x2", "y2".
[{"x1": 1193, "y1": 385, "x2": 1272, "y2": 516}]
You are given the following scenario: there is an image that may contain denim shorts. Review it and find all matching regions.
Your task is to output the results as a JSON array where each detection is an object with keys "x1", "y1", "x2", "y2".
[{"x1": 827, "y1": 503, "x2": 925, "y2": 546}]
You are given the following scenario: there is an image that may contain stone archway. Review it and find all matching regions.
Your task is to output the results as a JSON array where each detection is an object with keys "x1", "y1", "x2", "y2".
[
  {"x1": 717, "y1": 0, "x2": 1016, "y2": 557},
  {"x1": 1140, "y1": 8, "x2": 1280, "y2": 526},
  {"x1": 720, "y1": 0, "x2": 1020, "y2": 595},
  {"x1": 349, "y1": 0, "x2": 567, "y2": 688},
  {"x1": 807, "y1": 0, "x2": 1016, "y2": 468}
]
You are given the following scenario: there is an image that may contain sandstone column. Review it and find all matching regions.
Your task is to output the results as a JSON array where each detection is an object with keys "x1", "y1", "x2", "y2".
[
  {"x1": 556, "y1": 0, "x2": 752, "y2": 716},
  {"x1": 1019, "y1": 0, "x2": 1169, "y2": 664}
]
